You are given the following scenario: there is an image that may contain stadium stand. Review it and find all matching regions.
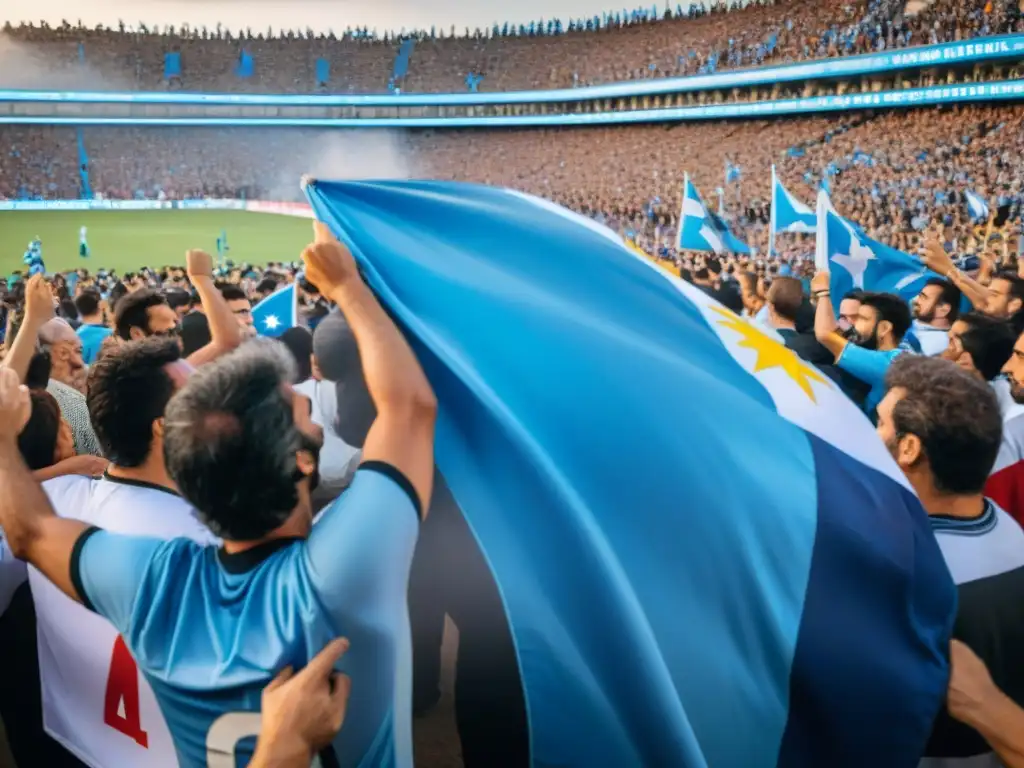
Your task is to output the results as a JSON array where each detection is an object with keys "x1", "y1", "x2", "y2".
[
  {"x1": 1, "y1": 101, "x2": 1019, "y2": 252},
  {"x1": 3, "y1": 0, "x2": 1023, "y2": 94}
]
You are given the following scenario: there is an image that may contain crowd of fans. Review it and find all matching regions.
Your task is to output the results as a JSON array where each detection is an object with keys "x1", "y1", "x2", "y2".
[
  {"x1": 0, "y1": 193, "x2": 1024, "y2": 768},
  {"x1": 3, "y1": 3, "x2": 1024, "y2": 766},
  {"x1": 4, "y1": 102, "x2": 1023, "y2": 256},
  {"x1": 4, "y1": 0, "x2": 1024, "y2": 93}
]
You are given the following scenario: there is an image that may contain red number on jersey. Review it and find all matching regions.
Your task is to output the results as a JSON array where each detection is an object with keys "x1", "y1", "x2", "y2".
[{"x1": 103, "y1": 635, "x2": 149, "y2": 748}]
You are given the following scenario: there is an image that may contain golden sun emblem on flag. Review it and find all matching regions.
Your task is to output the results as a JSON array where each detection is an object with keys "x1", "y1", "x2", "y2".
[{"x1": 710, "y1": 306, "x2": 830, "y2": 403}]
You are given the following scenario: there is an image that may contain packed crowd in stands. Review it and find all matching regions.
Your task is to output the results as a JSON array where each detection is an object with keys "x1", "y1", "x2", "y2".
[
  {"x1": 2, "y1": 102, "x2": 1022, "y2": 257},
  {"x1": 3, "y1": 0, "x2": 1024, "y2": 93}
]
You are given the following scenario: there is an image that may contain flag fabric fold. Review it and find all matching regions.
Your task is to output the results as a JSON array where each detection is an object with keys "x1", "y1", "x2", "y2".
[
  {"x1": 816, "y1": 188, "x2": 940, "y2": 304},
  {"x1": 305, "y1": 178, "x2": 955, "y2": 768},
  {"x1": 678, "y1": 174, "x2": 750, "y2": 254},
  {"x1": 251, "y1": 282, "x2": 297, "y2": 338}
]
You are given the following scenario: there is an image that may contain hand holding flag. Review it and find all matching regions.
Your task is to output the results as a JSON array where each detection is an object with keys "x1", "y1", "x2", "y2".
[
  {"x1": 303, "y1": 220, "x2": 359, "y2": 296},
  {"x1": 810, "y1": 270, "x2": 830, "y2": 295},
  {"x1": 920, "y1": 229, "x2": 955, "y2": 278}
]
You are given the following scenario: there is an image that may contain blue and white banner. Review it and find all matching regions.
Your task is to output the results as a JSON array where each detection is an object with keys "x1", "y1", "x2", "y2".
[
  {"x1": 769, "y1": 165, "x2": 815, "y2": 255},
  {"x1": 678, "y1": 174, "x2": 749, "y2": 254},
  {"x1": 965, "y1": 188, "x2": 990, "y2": 221},
  {"x1": 306, "y1": 179, "x2": 954, "y2": 768},
  {"x1": 816, "y1": 188, "x2": 939, "y2": 304}
]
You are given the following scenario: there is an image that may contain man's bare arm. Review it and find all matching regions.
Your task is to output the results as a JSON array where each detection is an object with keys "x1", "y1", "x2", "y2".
[
  {"x1": 810, "y1": 271, "x2": 848, "y2": 360},
  {"x1": 185, "y1": 250, "x2": 243, "y2": 368},
  {"x1": 303, "y1": 222, "x2": 437, "y2": 517},
  {"x1": 0, "y1": 368, "x2": 90, "y2": 602},
  {"x1": 1, "y1": 275, "x2": 54, "y2": 383}
]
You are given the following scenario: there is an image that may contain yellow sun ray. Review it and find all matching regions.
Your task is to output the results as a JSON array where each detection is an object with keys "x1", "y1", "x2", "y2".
[{"x1": 709, "y1": 306, "x2": 830, "y2": 403}]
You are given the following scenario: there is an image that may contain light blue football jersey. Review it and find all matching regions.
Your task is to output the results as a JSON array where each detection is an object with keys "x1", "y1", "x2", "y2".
[{"x1": 70, "y1": 463, "x2": 420, "y2": 768}]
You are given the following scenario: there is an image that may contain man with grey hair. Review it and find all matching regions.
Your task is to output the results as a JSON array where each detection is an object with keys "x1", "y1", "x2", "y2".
[
  {"x1": 0, "y1": 223, "x2": 437, "y2": 768},
  {"x1": 38, "y1": 318, "x2": 99, "y2": 456}
]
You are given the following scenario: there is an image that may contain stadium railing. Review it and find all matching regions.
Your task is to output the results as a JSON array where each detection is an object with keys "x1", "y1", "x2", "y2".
[{"x1": 2, "y1": 79, "x2": 1024, "y2": 127}]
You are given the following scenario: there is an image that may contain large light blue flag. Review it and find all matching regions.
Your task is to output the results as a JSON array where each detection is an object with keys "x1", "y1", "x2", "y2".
[
  {"x1": 815, "y1": 188, "x2": 939, "y2": 305},
  {"x1": 770, "y1": 165, "x2": 816, "y2": 236},
  {"x1": 305, "y1": 178, "x2": 954, "y2": 768},
  {"x1": 251, "y1": 282, "x2": 297, "y2": 338},
  {"x1": 678, "y1": 174, "x2": 750, "y2": 254}
]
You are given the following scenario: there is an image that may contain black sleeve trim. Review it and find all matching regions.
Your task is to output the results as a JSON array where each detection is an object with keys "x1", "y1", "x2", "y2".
[
  {"x1": 69, "y1": 525, "x2": 102, "y2": 613},
  {"x1": 359, "y1": 460, "x2": 423, "y2": 521}
]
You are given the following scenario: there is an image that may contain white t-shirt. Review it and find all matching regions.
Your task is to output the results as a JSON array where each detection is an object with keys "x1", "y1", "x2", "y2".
[
  {"x1": 29, "y1": 474, "x2": 216, "y2": 768},
  {"x1": 295, "y1": 378, "x2": 362, "y2": 501},
  {"x1": 912, "y1": 321, "x2": 950, "y2": 356},
  {"x1": 0, "y1": 537, "x2": 26, "y2": 616}
]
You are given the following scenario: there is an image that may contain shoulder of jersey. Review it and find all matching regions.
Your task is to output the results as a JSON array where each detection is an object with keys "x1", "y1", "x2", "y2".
[{"x1": 42, "y1": 474, "x2": 100, "y2": 516}]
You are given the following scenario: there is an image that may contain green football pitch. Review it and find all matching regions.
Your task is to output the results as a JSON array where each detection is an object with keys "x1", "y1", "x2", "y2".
[{"x1": 0, "y1": 210, "x2": 314, "y2": 276}]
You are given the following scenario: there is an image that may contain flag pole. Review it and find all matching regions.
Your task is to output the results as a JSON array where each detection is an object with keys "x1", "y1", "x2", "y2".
[
  {"x1": 769, "y1": 165, "x2": 777, "y2": 259},
  {"x1": 677, "y1": 172, "x2": 689, "y2": 252},
  {"x1": 814, "y1": 186, "x2": 829, "y2": 271}
]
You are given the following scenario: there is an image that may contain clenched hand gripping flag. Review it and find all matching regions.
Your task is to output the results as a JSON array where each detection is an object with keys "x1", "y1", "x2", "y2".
[{"x1": 304, "y1": 179, "x2": 956, "y2": 768}]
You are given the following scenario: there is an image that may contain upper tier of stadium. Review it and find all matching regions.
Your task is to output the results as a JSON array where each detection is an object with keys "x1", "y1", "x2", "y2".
[{"x1": 4, "y1": 0, "x2": 1021, "y2": 95}]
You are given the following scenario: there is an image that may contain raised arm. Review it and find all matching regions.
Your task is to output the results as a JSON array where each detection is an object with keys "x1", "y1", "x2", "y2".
[
  {"x1": 185, "y1": 249, "x2": 243, "y2": 368},
  {"x1": 810, "y1": 270, "x2": 848, "y2": 360},
  {"x1": 0, "y1": 367, "x2": 90, "y2": 602},
  {"x1": 921, "y1": 233, "x2": 994, "y2": 312},
  {"x1": 302, "y1": 222, "x2": 437, "y2": 517},
  {"x1": 1, "y1": 275, "x2": 54, "y2": 383}
]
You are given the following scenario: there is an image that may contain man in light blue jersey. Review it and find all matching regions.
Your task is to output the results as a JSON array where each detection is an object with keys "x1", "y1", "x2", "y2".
[
  {"x1": 0, "y1": 223, "x2": 437, "y2": 768},
  {"x1": 811, "y1": 270, "x2": 914, "y2": 421}
]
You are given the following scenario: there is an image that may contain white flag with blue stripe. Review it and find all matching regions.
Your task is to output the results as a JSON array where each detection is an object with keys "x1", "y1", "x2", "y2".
[
  {"x1": 815, "y1": 188, "x2": 938, "y2": 304},
  {"x1": 964, "y1": 189, "x2": 990, "y2": 221},
  {"x1": 677, "y1": 174, "x2": 749, "y2": 254},
  {"x1": 770, "y1": 165, "x2": 816, "y2": 236}
]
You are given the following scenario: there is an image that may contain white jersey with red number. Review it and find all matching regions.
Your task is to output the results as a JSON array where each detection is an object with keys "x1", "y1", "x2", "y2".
[
  {"x1": 985, "y1": 378, "x2": 1024, "y2": 529},
  {"x1": 28, "y1": 474, "x2": 216, "y2": 768}
]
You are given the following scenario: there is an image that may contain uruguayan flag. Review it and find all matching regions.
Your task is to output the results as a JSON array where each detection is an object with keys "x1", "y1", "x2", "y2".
[
  {"x1": 251, "y1": 282, "x2": 297, "y2": 338},
  {"x1": 816, "y1": 189, "x2": 939, "y2": 304},
  {"x1": 305, "y1": 178, "x2": 955, "y2": 768},
  {"x1": 965, "y1": 188, "x2": 990, "y2": 221},
  {"x1": 678, "y1": 174, "x2": 749, "y2": 254}
]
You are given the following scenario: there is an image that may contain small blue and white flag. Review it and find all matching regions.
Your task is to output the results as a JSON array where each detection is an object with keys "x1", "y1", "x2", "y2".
[
  {"x1": 769, "y1": 165, "x2": 815, "y2": 255},
  {"x1": 251, "y1": 282, "x2": 297, "y2": 338},
  {"x1": 305, "y1": 178, "x2": 954, "y2": 768},
  {"x1": 965, "y1": 189, "x2": 990, "y2": 221},
  {"x1": 678, "y1": 174, "x2": 749, "y2": 254},
  {"x1": 816, "y1": 188, "x2": 939, "y2": 304}
]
